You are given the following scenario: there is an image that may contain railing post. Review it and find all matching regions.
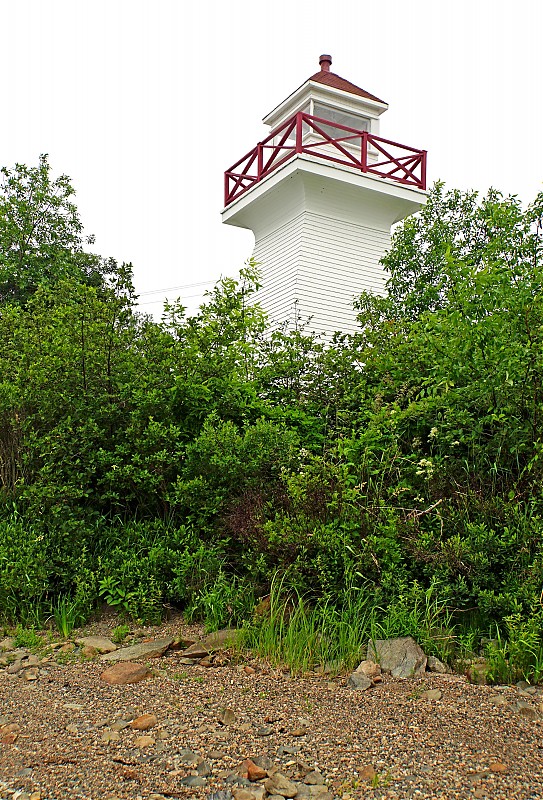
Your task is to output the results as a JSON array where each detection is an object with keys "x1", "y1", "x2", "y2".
[
  {"x1": 257, "y1": 143, "x2": 263, "y2": 181},
  {"x1": 361, "y1": 131, "x2": 368, "y2": 173},
  {"x1": 224, "y1": 172, "x2": 230, "y2": 206},
  {"x1": 295, "y1": 112, "x2": 303, "y2": 154},
  {"x1": 420, "y1": 150, "x2": 427, "y2": 190}
]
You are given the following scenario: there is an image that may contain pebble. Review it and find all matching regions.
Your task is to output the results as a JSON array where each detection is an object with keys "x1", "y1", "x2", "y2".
[
  {"x1": 101, "y1": 730, "x2": 120, "y2": 743},
  {"x1": 134, "y1": 735, "x2": 155, "y2": 748},
  {"x1": 420, "y1": 688, "x2": 442, "y2": 701},
  {"x1": 130, "y1": 713, "x2": 158, "y2": 730},
  {"x1": 180, "y1": 775, "x2": 207, "y2": 787}
]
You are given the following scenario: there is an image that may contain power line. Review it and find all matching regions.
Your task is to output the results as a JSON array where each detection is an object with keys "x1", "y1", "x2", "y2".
[
  {"x1": 137, "y1": 291, "x2": 206, "y2": 306},
  {"x1": 138, "y1": 279, "x2": 216, "y2": 297}
]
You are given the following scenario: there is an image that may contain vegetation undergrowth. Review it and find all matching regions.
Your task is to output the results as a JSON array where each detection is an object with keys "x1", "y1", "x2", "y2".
[{"x1": 0, "y1": 158, "x2": 542, "y2": 684}]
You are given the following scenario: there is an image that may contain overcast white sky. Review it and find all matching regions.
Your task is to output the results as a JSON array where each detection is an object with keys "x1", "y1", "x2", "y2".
[{"x1": 1, "y1": 0, "x2": 542, "y2": 316}]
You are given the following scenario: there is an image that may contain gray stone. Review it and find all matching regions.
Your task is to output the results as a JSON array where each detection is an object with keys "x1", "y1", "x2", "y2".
[
  {"x1": 427, "y1": 655, "x2": 450, "y2": 673},
  {"x1": 208, "y1": 750, "x2": 227, "y2": 760},
  {"x1": 367, "y1": 636, "x2": 427, "y2": 678},
  {"x1": 7, "y1": 660, "x2": 23, "y2": 675},
  {"x1": 347, "y1": 672, "x2": 372, "y2": 690},
  {"x1": 198, "y1": 760, "x2": 213, "y2": 777},
  {"x1": 256, "y1": 725, "x2": 273, "y2": 736},
  {"x1": 252, "y1": 754, "x2": 274, "y2": 770},
  {"x1": 264, "y1": 773, "x2": 298, "y2": 798},
  {"x1": 76, "y1": 636, "x2": 117, "y2": 653},
  {"x1": 181, "y1": 642, "x2": 210, "y2": 658},
  {"x1": 177, "y1": 749, "x2": 201, "y2": 766},
  {"x1": 180, "y1": 775, "x2": 208, "y2": 787},
  {"x1": 100, "y1": 637, "x2": 173, "y2": 661},
  {"x1": 218, "y1": 708, "x2": 238, "y2": 726}
]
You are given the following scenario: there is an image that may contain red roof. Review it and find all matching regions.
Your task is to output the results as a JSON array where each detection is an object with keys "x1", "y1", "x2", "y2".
[{"x1": 308, "y1": 69, "x2": 386, "y2": 105}]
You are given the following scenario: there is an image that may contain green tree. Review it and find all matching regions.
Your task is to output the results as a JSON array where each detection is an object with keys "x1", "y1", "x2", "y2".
[{"x1": 0, "y1": 154, "x2": 105, "y2": 304}]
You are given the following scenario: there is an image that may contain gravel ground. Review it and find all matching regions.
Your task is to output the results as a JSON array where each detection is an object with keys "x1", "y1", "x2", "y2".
[{"x1": 1, "y1": 617, "x2": 542, "y2": 800}]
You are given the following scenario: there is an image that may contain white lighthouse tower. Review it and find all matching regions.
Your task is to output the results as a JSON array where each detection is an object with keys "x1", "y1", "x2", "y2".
[{"x1": 222, "y1": 55, "x2": 427, "y2": 337}]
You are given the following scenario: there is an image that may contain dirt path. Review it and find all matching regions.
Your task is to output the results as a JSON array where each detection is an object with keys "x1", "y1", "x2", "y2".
[{"x1": 1, "y1": 619, "x2": 542, "y2": 800}]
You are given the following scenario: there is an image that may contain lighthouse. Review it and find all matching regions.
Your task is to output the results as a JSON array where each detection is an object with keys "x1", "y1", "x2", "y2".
[{"x1": 222, "y1": 56, "x2": 427, "y2": 337}]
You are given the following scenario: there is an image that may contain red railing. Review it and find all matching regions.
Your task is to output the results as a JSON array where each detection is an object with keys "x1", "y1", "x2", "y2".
[{"x1": 224, "y1": 112, "x2": 427, "y2": 206}]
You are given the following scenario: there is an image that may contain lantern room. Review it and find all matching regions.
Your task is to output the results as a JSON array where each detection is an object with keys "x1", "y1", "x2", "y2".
[{"x1": 222, "y1": 55, "x2": 427, "y2": 337}]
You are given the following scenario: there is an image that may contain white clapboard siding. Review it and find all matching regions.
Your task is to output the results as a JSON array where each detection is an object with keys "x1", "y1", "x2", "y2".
[
  {"x1": 252, "y1": 208, "x2": 390, "y2": 336},
  {"x1": 253, "y1": 213, "x2": 304, "y2": 329}
]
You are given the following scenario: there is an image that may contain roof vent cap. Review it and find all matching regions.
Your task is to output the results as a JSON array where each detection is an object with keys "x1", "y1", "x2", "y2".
[{"x1": 319, "y1": 54, "x2": 332, "y2": 72}]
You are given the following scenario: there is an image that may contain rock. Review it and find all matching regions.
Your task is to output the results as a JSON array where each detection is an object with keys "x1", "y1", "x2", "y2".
[
  {"x1": 198, "y1": 760, "x2": 213, "y2": 777},
  {"x1": 219, "y1": 708, "x2": 238, "y2": 726},
  {"x1": 76, "y1": 636, "x2": 117, "y2": 653},
  {"x1": 233, "y1": 791, "x2": 257, "y2": 800},
  {"x1": 180, "y1": 776, "x2": 207, "y2": 787},
  {"x1": 264, "y1": 773, "x2": 298, "y2": 798},
  {"x1": 427, "y1": 655, "x2": 450, "y2": 673},
  {"x1": 101, "y1": 730, "x2": 120, "y2": 742},
  {"x1": 134, "y1": 735, "x2": 155, "y2": 748},
  {"x1": 0, "y1": 638, "x2": 15, "y2": 652},
  {"x1": 291, "y1": 726, "x2": 308, "y2": 736},
  {"x1": 516, "y1": 702, "x2": 538, "y2": 720},
  {"x1": 240, "y1": 759, "x2": 267, "y2": 781},
  {"x1": 100, "y1": 638, "x2": 173, "y2": 661},
  {"x1": 256, "y1": 726, "x2": 273, "y2": 736},
  {"x1": 0, "y1": 732, "x2": 18, "y2": 744},
  {"x1": 358, "y1": 765, "x2": 377, "y2": 782},
  {"x1": 82, "y1": 646, "x2": 99, "y2": 658},
  {"x1": 130, "y1": 713, "x2": 158, "y2": 730},
  {"x1": 253, "y1": 755, "x2": 274, "y2": 770},
  {"x1": 111, "y1": 719, "x2": 132, "y2": 731},
  {"x1": 1, "y1": 723, "x2": 20, "y2": 734},
  {"x1": 489, "y1": 761, "x2": 508, "y2": 773},
  {"x1": 24, "y1": 668, "x2": 39, "y2": 681},
  {"x1": 203, "y1": 628, "x2": 241, "y2": 650},
  {"x1": 180, "y1": 642, "x2": 210, "y2": 658},
  {"x1": 466, "y1": 660, "x2": 489, "y2": 685},
  {"x1": 304, "y1": 771, "x2": 326, "y2": 785},
  {"x1": 355, "y1": 660, "x2": 381, "y2": 678},
  {"x1": 420, "y1": 689, "x2": 442, "y2": 701},
  {"x1": 7, "y1": 660, "x2": 23, "y2": 675},
  {"x1": 243, "y1": 666, "x2": 256, "y2": 675},
  {"x1": 207, "y1": 792, "x2": 234, "y2": 800},
  {"x1": 490, "y1": 694, "x2": 508, "y2": 706},
  {"x1": 208, "y1": 750, "x2": 227, "y2": 760},
  {"x1": 100, "y1": 662, "x2": 152, "y2": 685},
  {"x1": 178, "y1": 749, "x2": 201, "y2": 766},
  {"x1": 347, "y1": 672, "x2": 372, "y2": 690},
  {"x1": 367, "y1": 637, "x2": 427, "y2": 678}
]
